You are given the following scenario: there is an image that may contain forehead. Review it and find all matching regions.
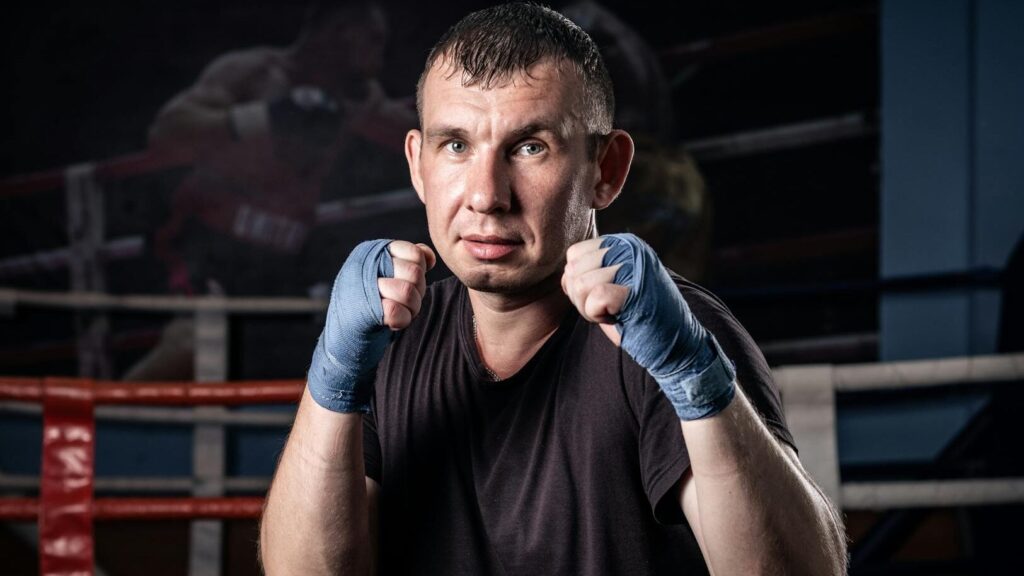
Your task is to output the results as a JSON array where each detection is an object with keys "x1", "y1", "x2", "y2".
[{"x1": 420, "y1": 58, "x2": 586, "y2": 133}]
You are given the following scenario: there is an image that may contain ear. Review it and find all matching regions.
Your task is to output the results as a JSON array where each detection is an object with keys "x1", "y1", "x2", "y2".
[
  {"x1": 405, "y1": 128, "x2": 426, "y2": 204},
  {"x1": 592, "y1": 129, "x2": 634, "y2": 210}
]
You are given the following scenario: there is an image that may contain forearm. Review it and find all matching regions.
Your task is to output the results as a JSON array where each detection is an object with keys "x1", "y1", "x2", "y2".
[
  {"x1": 148, "y1": 95, "x2": 234, "y2": 151},
  {"x1": 682, "y1": 386, "x2": 847, "y2": 575},
  {"x1": 563, "y1": 234, "x2": 846, "y2": 571},
  {"x1": 260, "y1": 387, "x2": 371, "y2": 575}
]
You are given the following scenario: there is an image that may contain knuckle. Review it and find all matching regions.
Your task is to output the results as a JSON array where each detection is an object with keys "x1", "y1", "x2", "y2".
[
  {"x1": 572, "y1": 285, "x2": 589, "y2": 308},
  {"x1": 390, "y1": 281, "x2": 405, "y2": 300},
  {"x1": 566, "y1": 244, "x2": 581, "y2": 261},
  {"x1": 382, "y1": 300, "x2": 411, "y2": 329},
  {"x1": 576, "y1": 274, "x2": 596, "y2": 296},
  {"x1": 381, "y1": 298, "x2": 399, "y2": 320},
  {"x1": 564, "y1": 275, "x2": 578, "y2": 296},
  {"x1": 390, "y1": 239, "x2": 412, "y2": 252},
  {"x1": 387, "y1": 240, "x2": 413, "y2": 260},
  {"x1": 593, "y1": 283, "x2": 617, "y2": 305},
  {"x1": 586, "y1": 286, "x2": 610, "y2": 310},
  {"x1": 399, "y1": 280, "x2": 418, "y2": 302},
  {"x1": 406, "y1": 262, "x2": 424, "y2": 280},
  {"x1": 395, "y1": 309, "x2": 413, "y2": 329}
]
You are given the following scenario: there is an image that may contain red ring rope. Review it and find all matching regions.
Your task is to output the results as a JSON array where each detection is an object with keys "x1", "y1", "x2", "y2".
[
  {"x1": 0, "y1": 377, "x2": 304, "y2": 405},
  {"x1": 0, "y1": 149, "x2": 194, "y2": 199},
  {"x1": 0, "y1": 375, "x2": 302, "y2": 575},
  {"x1": 0, "y1": 497, "x2": 265, "y2": 521}
]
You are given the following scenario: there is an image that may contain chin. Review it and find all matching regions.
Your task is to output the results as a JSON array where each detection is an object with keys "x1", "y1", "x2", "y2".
[
  {"x1": 457, "y1": 269, "x2": 521, "y2": 294},
  {"x1": 456, "y1": 264, "x2": 563, "y2": 297}
]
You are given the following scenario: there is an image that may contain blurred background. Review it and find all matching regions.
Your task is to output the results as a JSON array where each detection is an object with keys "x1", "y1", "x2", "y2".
[{"x1": 1, "y1": 0, "x2": 1022, "y2": 574}]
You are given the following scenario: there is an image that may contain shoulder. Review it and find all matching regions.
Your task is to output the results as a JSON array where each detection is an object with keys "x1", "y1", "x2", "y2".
[
  {"x1": 669, "y1": 271, "x2": 797, "y2": 450},
  {"x1": 196, "y1": 47, "x2": 289, "y2": 87},
  {"x1": 668, "y1": 270, "x2": 763, "y2": 374},
  {"x1": 670, "y1": 271, "x2": 752, "y2": 353},
  {"x1": 670, "y1": 271, "x2": 729, "y2": 316}
]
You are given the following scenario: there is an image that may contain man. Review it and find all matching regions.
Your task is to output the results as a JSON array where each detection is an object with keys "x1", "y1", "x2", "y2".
[
  {"x1": 261, "y1": 4, "x2": 847, "y2": 574},
  {"x1": 125, "y1": 0, "x2": 415, "y2": 380},
  {"x1": 149, "y1": 0, "x2": 412, "y2": 297}
]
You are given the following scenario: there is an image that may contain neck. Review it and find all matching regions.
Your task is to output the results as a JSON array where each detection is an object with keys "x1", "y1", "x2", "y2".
[
  {"x1": 469, "y1": 215, "x2": 598, "y2": 379},
  {"x1": 469, "y1": 276, "x2": 572, "y2": 380}
]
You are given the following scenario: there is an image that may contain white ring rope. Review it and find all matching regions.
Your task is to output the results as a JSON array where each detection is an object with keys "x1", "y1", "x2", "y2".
[
  {"x1": 0, "y1": 401, "x2": 295, "y2": 426},
  {"x1": 0, "y1": 288, "x2": 326, "y2": 314}
]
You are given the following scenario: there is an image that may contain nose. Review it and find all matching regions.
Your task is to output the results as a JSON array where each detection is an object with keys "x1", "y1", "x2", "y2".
[{"x1": 466, "y1": 153, "x2": 512, "y2": 214}]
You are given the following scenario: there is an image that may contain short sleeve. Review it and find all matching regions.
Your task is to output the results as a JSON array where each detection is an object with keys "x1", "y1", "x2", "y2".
[
  {"x1": 633, "y1": 360, "x2": 692, "y2": 524},
  {"x1": 634, "y1": 275, "x2": 797, "y2": 525},
  {"x1": 678, "y1": 276, "x2": 795, "y2": 452}
]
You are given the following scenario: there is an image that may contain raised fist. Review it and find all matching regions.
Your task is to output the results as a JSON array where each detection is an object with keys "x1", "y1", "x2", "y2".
[
  {"x1": 307, "y1": 239, "x2": 435, "y2": 413},
  {"x1": 562, "y1": 233, "x2": 735, "y2": 420}
]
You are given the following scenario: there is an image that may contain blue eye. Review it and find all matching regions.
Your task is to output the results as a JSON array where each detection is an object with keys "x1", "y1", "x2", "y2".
[
  {"x1": 446, "y1": 141, "x2": 467, "y2": 154},
  {"x1": 517, "y1": 142, "x2": 545, "y2": 156}
]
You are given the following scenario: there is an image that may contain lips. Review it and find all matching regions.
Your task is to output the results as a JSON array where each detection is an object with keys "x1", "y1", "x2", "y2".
[{"x1": 461, "y1": 234, "x2": 522, "y2": 261}]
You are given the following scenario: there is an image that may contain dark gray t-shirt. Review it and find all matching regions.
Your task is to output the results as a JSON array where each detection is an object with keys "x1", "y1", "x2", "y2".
[{"x1": 364, "y1": 274, "x2": 794, "y2": 575}]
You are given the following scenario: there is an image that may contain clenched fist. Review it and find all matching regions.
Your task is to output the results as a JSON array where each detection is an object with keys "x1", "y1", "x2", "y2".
[
  {"x1": 308, "y1": 239, "x2": 435, "y2": 413},
  {"x1": 562, "y1": 233, "x2": 736, "y2": 420}
]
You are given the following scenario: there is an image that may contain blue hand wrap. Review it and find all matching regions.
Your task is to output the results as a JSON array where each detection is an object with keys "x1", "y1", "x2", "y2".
[
  {"x1": 600, "y1": 234, "x2": 736, "y2": 420},
  {"x1": 307, "y1": 239, "x2": 394, "y2": 413}
]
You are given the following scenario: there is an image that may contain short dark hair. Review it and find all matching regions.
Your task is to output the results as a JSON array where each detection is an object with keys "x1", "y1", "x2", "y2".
[{"x1": 416, "y1": 2, "x2": 615, "y2": 136}]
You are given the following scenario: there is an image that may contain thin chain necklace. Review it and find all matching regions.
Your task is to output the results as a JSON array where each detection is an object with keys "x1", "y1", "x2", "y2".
[{"x1": 471, "y1": 315, "x2": 501, "y2": 382}]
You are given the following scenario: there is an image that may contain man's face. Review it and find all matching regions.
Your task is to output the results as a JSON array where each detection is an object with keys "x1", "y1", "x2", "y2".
[{"x1": 408, "y1": 59, "x2": 602, "y2": 295}]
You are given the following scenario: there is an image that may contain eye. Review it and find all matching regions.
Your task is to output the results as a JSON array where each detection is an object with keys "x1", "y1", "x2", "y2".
[
  {"x1": 516, "y1": 142, "x2": 546, "y2": 156},
  {"x1": 445, "y1": 140, "x2": 468, "y2": 154}
]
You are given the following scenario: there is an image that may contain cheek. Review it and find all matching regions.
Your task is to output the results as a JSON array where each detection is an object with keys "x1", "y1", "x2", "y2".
[
  {"x1": 424, "y1": 193, "x2": 453, "y2": 240},
  {"x1": 422, "y1": 172, "x2": 463, "y2": 247},
  {"x1": 558, "y1": 168, "x2": 595, "y2": 215},
  {"x1": 424, "y1": 162, "x2": 464, "y2": 205},
  {"x1": 526, "y1": 169, "x2": 594, "y2": 248},
  {"x1": 560, "y1": 191, "x2": 593, "y2": 243}
]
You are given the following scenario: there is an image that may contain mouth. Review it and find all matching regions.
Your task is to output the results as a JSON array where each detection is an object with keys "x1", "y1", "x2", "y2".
[{"x1": 461, "y1": 234, "x2": 523, "y2": 261}]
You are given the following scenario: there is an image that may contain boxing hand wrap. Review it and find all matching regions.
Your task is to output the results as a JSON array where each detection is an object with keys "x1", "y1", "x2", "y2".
[
  {"x1": 228, "y1": 100, "x2": 271, "y2": 142},
  {"x1": 229, "y1": 86, "x2": 341, "y2": 147},
  {"x1": 600, "y1": 234, "x2": 736, "y2": 420},
  {"x1": 307, "y1": 239, "x2": 394, "y2": 413}
]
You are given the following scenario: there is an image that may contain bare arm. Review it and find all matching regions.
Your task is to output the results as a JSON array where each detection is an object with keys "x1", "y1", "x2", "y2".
[
  {"x1": 260, "y1": 387, "x2": 377, "y2": 575},
  {"x1": 148, "y1": 51, "x2": 277, "y2": 152},
  {"x1": 562, "y1": 235, "x2": 847, "y2": 574},
  {"x1": 260, "y1": 241, "x2": 434, "y2": 575},
  {"x1": 678, "y1": 386, "x2": 847, "y2": 575}
]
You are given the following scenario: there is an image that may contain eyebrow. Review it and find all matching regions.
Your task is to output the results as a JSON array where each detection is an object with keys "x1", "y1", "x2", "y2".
[
  {"x1": 509, "y1": 122, "x2": 566, "y2": 143},
  {"x1": 424, "y1": 120, "x2": 569, "y2": 144},
  {"x1": 425, "y1": 125, "x2": 469, "y2": 143}
]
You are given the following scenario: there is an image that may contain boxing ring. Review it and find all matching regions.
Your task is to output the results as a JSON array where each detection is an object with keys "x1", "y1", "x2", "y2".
[
  {"x1": 0, "y1": 145, "x2": 420, "y2": 576},
  {"x1": 3, "y1": 350, "x2": 1023, "y2": 575},
  {"x1": 0, "y1": 376, "x2": 299, "y2": 575},
  {"x1": 2, "y1": 135, "x2": 1022, "y2": 575}
]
